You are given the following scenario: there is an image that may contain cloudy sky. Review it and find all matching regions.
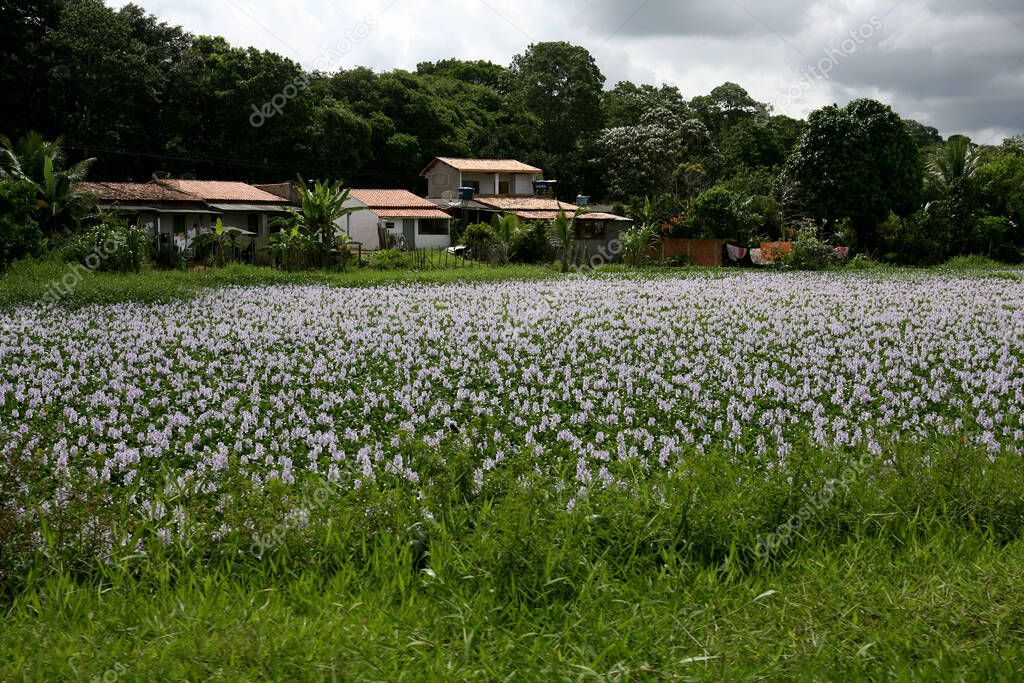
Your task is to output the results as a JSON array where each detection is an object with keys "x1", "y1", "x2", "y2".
[{"x1": 108, "y1": 0, "x2": 1024, "y2": 142}]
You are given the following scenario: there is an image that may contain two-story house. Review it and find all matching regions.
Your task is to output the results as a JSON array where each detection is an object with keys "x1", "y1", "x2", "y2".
[
  {"x1": 420, "y1": 158, "x2": 542, "y2": 199},
  {"x1": 420, "y1": 157, "x2": 632, "y2": 260}
]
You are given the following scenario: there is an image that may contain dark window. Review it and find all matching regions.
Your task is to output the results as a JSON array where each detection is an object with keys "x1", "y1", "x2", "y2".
[
  {"x1": 575, "y1": 221, "x2": 606, "y2": 240},
  {"x1": 465, "y1": 180, "x2": 480, "y2": 193},
  {"x1": 419, "y1": 219, "x2": 449, "y2": 236},
  {"x1": 173, "y1": 215, "x2": 186, "y2": 233},
  {"x1": 248, "y1": 214, "x2": 260, "y2": 234},
  {"x1": 498, "y1": 181, "x2": 510, "y2": 195}
]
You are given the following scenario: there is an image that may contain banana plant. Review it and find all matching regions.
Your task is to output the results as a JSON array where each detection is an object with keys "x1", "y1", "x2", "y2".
[{"x1": 1, "y1": 131, "x2": 97, "y2": 235}]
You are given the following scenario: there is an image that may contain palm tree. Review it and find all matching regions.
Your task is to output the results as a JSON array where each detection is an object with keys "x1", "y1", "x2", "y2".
[
  {"x1": 286, "y1": 175, "x2": 358, "y2": 267},
  {"x1": 0, "y1": 132, "x2": 97, "y2": 235},
  {"x1": 927, "y1": 135, "x2": 981, "y2": 197},
  {"x1": 550, "y1": 207, "x2": 583, "y2": 273}
]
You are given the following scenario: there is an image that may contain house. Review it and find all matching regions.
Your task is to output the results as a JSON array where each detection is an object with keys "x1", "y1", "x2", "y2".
[
  {"x1": 80, "y1": 179, "x2": 292, "y2": 260},
  {"x1": 418, "y1": 157, "x2": 633, "y2": 257},
  {"x1": 421, "y1": 158, "x2": 542, "y2": 199},
  {"x1": 340, "y1": 189, "x2": 452, "y2": 250},
  {"x1": 156, "y1": 180, "x2": 291, "y2": 244}
]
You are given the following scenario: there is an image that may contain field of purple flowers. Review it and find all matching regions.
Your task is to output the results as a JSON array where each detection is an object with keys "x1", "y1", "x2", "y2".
[{"x1": 3, "y1": 270, "x2": 1024, "y2": 679}]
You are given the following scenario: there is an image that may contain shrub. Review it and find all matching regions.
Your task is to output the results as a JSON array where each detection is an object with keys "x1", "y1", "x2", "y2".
[
  {"x1": 461, "y1": 223, "x2": 497, "y2": 260},
  {"x1": 0, "y1": 179, "x2": 45, "y2": 271},
  {"x1": 63, "y1": 217, "x2": 149, "y2": 273},
  {"x1": 510, "y1": 221, "x2": 551, "y2": 264},
  {"x1": 151, "y1": 241, "x2": 185, "y2": 270},
  {"x1": 844, "y1": 253, "x2": 883, "y2": 270},
  {"x1": 942, "y1": 254, "x2": 1006, "y2": 270},
  {"x1": 620, "y1": 224, "x2": 658, "y2": 267},
  {"x1": 788, "y1": 225, "x2": 834, "y2": 271},
  {"x1": 367, "y1": 249, "x2": 415, "y2": 270}
]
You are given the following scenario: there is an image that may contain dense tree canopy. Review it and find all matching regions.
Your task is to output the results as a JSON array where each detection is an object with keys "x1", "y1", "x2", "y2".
[{"x1": 785, "y1": 99, "x2": 923, "y2": 251}]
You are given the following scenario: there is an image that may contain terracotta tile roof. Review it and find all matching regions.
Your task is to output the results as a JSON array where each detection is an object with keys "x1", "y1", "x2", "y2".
[
  {"x1": 157, "y1": 179, "x2": 285, "y2": 202},
  {"x1": 512, "y1": 210, "x2": 560, "y2": 220},
  {"x1": 349, "y1": 189, "x2": 439, "y2": 209},
  {"x1": 77, "y1": 182, "x2": 201, "y2": 203},
  {"x1": 423, "y1": 158, "x2": 543, "y2": 175},
  {"x1": 374, "y1": 208, "x2": 453, "y2": 219},
  {"x1": 475, "y1": 196, "x2": 579, "y2": 212}
]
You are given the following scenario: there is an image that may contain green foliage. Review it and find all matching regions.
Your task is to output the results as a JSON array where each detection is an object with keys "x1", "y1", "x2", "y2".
[
  {"x1": 788, "y1": 225, "x2": 834, "y2": 270},
  {"x1": 785, "y1": 99, "x2": 923, "y2": 251},
  {"x1": 366, "y1": 249, "x2": 415, "y2": 270},
  {"x1": 509, "y1": 220, "x2": 551, "y2": 264},
  {"x1": 690, "y1": 186, "x2": 738, "y2": 238},
  {"x1": 620, "y1": 223, "x2": 658, "y2": 267},
  {"x1": 0, "y1": 179, "x2": 45, "y2": 270},
  {"x1": 262, "y1": 223, "x2": 311, "y2": 272},
  {"x1": 549, "y1": 208, "x2": 582, "y2": 273},
  {"x1": 192, "y1": 218, "x2": 237, "y2": 268},
  {"x1": 62, "y1": 217, "x2": 149, "y2": 273},
  {"x1": 0, "y1": 131, "x2": 96, "y2": 235},
  {"x1": 461, "y1": 223, "x2": 497, "y2": 260},
  {"x1": 505, "y1": 41, "x2": 606, "y2": 157},
  {"x1": 941, "y1": 254, "x2": 1008, "y2": 270},
  {"x1": 284, "y1": 176, "x2": 356, "y2": 265}
]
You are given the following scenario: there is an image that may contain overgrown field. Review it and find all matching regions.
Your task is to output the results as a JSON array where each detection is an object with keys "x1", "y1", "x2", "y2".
[{"x1": 2, "y1": 271, "x2": 1024, "y2": 680}]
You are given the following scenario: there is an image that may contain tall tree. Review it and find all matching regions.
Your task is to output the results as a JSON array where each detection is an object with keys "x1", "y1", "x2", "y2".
[
  {"x1": 785, "y1": 99, "x2": 923, "y2": 251},
  {"x1": 505, "y1": 42, "x2": 605, "y2": 153}
]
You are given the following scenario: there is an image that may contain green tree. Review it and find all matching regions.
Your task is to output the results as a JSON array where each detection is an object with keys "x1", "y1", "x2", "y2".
[
  {"x1": 603, "y1": 81, "x2": 690, "y2": 129},
  {"x1": 0, "y1": 179, "x2": 46, "y2": 270},
  {"x1": 690, "y1": 82, "x2": 769, "y2": 139},
  {"x1": 505, "y1": 42, "x2": 605, "y2": 163},
  {"x1": 785, "y1": 99, "x2": 923, "y2": 251}
]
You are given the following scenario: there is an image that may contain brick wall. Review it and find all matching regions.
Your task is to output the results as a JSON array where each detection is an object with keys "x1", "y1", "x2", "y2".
[{"x1": 649, "y1": 238, "x2": 725, "y2": 266}]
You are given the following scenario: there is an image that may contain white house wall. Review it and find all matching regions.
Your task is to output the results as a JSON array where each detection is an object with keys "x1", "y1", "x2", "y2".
[
  {"x1": 415, "y1": 220, "x2": 451, "y2": 249},
  {"x1": 338, "y1": 199, "x2": 383, "y2": 249},
  {"x1": 514, "y1": 175, "x2": 533, "y2": 195}
]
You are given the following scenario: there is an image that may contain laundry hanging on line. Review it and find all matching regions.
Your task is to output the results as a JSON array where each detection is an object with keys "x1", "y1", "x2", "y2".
[{"x1": 726, "y1": 244, "x2": 748, "y2": 262}]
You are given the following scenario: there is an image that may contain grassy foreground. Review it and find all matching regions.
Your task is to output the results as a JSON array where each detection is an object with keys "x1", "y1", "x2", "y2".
[
  {"x1": 4, "y1": 529, "x2": 1023, "y2": 681},
  {"x1": 3, "y1": 437, "x2": 1023, "y2": 681}
]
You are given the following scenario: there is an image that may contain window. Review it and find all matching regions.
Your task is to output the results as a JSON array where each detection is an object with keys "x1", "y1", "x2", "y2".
[
  {"x1": 498, "y1": 181, "x2": 510, "y2": 195},
  {"x1": 173, "y1": 215, "x2": 186, "y2": 233},
  {"x1": 464, "y1": 180, "x2": 480, "y2": 193},
  {"x1": 418, "y1": 219, "x2": 449, "y2": 236},
  {"x1": 576, "y1": 221, "x2": 606, "y2": 241},
  {"x1": 385, "y1": 222, "x2": 396, "y2": 232},
  {"x1": 248, "y1": 214, "x2": 260, "y2": 234}
]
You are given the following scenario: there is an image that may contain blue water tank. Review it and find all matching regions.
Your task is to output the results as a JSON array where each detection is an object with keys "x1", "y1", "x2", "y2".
[
  {"x1": 576, "y1": 195, "x2": 590, "y2": 206},
  {"x1": 458, "y1": 186, "x2": 476, "y2": 200}
]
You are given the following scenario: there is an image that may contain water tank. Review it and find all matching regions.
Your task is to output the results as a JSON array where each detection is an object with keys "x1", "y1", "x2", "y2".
[
  {"x1": 458, "y1": 186, "x2": 476, "y2": 200},
  {"x1": 576, "y1": 195, "x2": 590, "y2": 206}
]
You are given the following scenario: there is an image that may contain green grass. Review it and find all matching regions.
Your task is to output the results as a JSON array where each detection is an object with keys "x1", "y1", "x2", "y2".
[
  {"x1": 3, "y1": 438, "x2": 1024, "y2": 680},
  {"x1": 4, "y1": 528, "x2": 1023, "y2": 681},
  {"x1": 0, "y1": 258, "x2": 556, "y2": 309}
]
